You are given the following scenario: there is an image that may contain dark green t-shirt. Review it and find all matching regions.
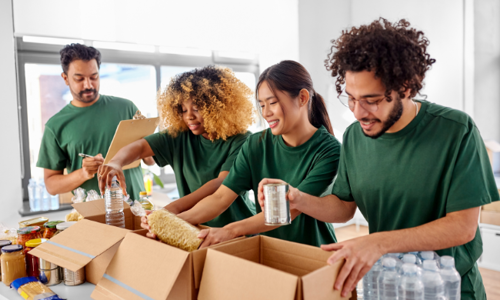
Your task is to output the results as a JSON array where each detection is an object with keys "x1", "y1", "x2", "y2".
[
  {"x1": 223, "y1": 126, "x2": 340, "y2": 247},
  {"x1": 36, "y1": 95, "x2": 145, "y2": 200},
  {"x1": 332, "y1": 100, "x2": 499, "y2": 300},
  {"x1": 144, "y1": 130, "x2": 256, "y2": 228}
]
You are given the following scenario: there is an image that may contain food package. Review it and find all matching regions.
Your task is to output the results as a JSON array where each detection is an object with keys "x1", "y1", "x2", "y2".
[
  {"x1": 11, "y1": 276, "x2": 63, "y2": 300},
  {"x1": 65, "y1": 211, "x2": 83, "y2": 222},
  {"x1": 65, "y1": 187, "x2": 88, "y2": 222},
  {"x1": 130, "y1": 201, "x2": 146, "y2": 217},
  {"x1": 147, "y1": 209, "x2": 203, "y2": 252},
  {"x1": 0, "y1": 224, "x2": 18, "y2": 244},
  {"x1": 85, "y1": 190, "x2": 101, "y2": 202}
]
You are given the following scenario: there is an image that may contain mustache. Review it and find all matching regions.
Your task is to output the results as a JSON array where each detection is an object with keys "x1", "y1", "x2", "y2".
[{"x1": 79, "y1": 89, "x2": 96, "y2": 96}]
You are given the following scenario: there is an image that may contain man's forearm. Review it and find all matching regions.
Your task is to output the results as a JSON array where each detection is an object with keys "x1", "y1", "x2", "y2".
[
  {"x1": 165, "y1": 177, "x2": 225, "y2": 214},
  {"x1": 298, "y1": 193, "x2": 356, "y2": 223},
  {"x1": 45, "y1": 169, "x2": 88, "y2": 195}
]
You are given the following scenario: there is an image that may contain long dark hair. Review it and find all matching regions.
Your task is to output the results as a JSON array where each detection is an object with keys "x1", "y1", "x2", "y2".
[{"x1": 256, "y1": 60, "x2": 334, "y2": 135}]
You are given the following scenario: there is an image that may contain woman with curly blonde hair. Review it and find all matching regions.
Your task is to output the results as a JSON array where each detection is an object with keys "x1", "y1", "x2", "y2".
[{"x1": 98, "y1": 65, "x2": 257, "y2": 228}]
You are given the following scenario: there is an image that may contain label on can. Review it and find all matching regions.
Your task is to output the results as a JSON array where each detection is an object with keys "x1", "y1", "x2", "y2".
[
  {"x1": 263, "y1": 183, "x2": 291, "y2": 226},
  {"x1": 64, "y1": 268, "x2": 85, "y2": 286}
]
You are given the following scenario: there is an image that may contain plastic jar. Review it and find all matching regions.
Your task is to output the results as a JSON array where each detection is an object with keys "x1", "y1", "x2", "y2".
[
  {"x1": 55, "y1": 222, "x2": 76, "y2": 235},
  {"x1": 1, "y1": 245, "x2": 27, "y2": 286},
  {"x1": 17, "y1": 226, "x2": 42, "y2": 248},
  {"x1": 42, "y1": 221, "x2": 64, "y2": 239},
  {"x1": 24, "y1": 238, "x2": 47, "y2": 278},
  {"x1": 0, "y1": 240, "x2": 12, "y2": 282}
]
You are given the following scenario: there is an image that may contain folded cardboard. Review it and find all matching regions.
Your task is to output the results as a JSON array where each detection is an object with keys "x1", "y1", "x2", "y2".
[
  {"x1": 91, "y1": 230, "x2": 244, "y2": 300},
  {"x1": 72, "y1": 198, "x2": 142, "y2": 230},
  {"x1": 483, "y1": 200, "x2": 500, "y2": 213},
  {"x1": 485, "y1": 140, "x2": 500, "y2": 173},
  {"x1": 198, "y1": 235, "x2": 354, "y2": 300},
  {"x1": 29, "y1": 219, "x2": 129, "y2": 285},
  {"x1": 481, "y1": 210, "x2": 500, "y2": 226}
]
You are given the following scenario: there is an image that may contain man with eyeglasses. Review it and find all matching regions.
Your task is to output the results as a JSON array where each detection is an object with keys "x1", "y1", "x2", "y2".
[{"x1": 258, "y1": 18, "x2": 497, "y2": 300}]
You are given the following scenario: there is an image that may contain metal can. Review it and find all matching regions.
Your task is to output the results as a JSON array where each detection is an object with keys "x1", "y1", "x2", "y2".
[
  {"x1": 38, "y1": 258, "x2": 62, "y2": 286},
  {"x1": 63, "y1": 267, "x2": 86, "y2": 286},
  {"x1": 263, "y1": 183, "x2": 291, "y2": 226}
]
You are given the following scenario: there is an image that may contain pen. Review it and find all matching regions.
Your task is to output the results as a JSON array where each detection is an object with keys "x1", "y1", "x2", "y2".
[{"x1": 78, "y1": 153, "x2": 94, "y2": 158}]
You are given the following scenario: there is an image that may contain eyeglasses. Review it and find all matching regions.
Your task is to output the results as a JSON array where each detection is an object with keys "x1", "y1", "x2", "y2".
[{"x1": 338, "y1": 92, "x2": 387, "y2": 113}]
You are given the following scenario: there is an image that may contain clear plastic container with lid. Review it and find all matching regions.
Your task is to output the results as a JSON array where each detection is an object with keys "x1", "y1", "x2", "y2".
[
  {"x1": 55, "y1": 221, "x2": 76, "y2": 235},
  {"x1": 24, "y1": 238, "x2": 47, "y2": 278},
  {"x1": 1, "y1": 244, "x2": 27, "y2": 286},
  {"x1": 17, "y1": 226, "x2": 42, "y2": 248},
  {"x1": 43, "y1": 221, "x2": 64, "y2": 239}
]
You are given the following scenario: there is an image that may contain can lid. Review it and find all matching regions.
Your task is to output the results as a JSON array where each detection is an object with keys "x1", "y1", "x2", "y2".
[
  {"x1": 56, "y1": 221, "x2": 77, "y2": 231},
  {"x1": 0, "y1": 240, "x2": 12, "y2": 248},
  {"x1": 139, "y1": 191, "x2": 147, "y2": 196},
  {"x1": 25, "y1": 238, "x2": 48, "y2": 248},
  {"x1": 18, "y1": 226, "x2": 41, "y2": 234},
  {"x1": 1, "y1": 244, "x2": 23, "y2": 253},
  {"x1": 45, "y1": 221, "x2": 64, "y2": 228}
]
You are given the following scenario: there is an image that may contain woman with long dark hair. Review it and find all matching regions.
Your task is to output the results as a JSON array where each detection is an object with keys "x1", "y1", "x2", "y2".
[{"x1": 147, "y1": 60, "x2": 341, "y2": 247}]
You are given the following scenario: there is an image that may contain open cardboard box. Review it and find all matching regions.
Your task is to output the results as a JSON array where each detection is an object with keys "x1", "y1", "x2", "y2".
[
  {"x1": 30, "y1": 219, "x2": 129, "y2": 285},
  {"x1": 481, "y1": 209, "x2": 500, "y2": 226},
  {"x1": 198, "y1": 235, "x2": 355, "y2": 300},
  {"x1": 72, "y1": 198, "x2": 143, "y2": 230},
  {"x1": 91, "y1": 229, "x2": 244, "y2": 300},
  {"x1": 483, "y1": 200, "x2": 500, "y2": 213}
]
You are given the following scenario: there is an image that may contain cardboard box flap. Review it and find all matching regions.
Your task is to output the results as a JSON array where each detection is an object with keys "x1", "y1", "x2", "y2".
[
  {"x1": 30, "y1": 219, "x2": 128, "y2": 272},
  {"x1": 260, "y1": 236, "x2": 331, "y2": 276},
  {"x1": 72, "y1": 199, "x2": 106, "y2": 218},
  {"x1": 198, "y1": 249, "x2": 298, "y2": 300},
  {"x1": 94, "y1": 232, "x2": 190, "y2": 300},
  {"x1": 302, "y1": 263, "x2": 351, "y2": 300},
  {"x1": 192, "y1": 236, "x2": 246, "y2": 289}
]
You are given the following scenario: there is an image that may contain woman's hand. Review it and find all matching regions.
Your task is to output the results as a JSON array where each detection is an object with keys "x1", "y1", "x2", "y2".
[
  {"x1": 97, "y1": 161, "x2": 126, "y2": 195},
  {"x1": 197, "y1": 227, "x2": 238, "y2": 249},
  {"x1": 140, "y1": 210, "x2": 157, "y2": 239},
  {"x1": 257, "y1": 178, "x2": 305, "y2": 211}
]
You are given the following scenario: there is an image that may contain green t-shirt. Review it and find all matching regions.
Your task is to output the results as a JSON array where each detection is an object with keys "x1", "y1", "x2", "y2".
[
  {"x1": 144, "y1": 130, "x2": 256, "y2": 228},
  {"x1": 332, "y1": 100, "x2": 499, "y2": 300},
  {"x1": 223, "y1": 126, "x2": 340, "y2": 247},
  {"x1": 36, "y1": 95, "x2": 145, "y2": 201}
]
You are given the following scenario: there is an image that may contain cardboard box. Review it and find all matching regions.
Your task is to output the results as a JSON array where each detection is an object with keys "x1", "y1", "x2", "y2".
[
  {"x1": 91, "y1": 230, "x2": 244, "y2": 300},
  {"x1": 30, "y1": 219, "x2": 129, "y2": 285},
  {"x1": 481, "y1": 210, "x2": 500, "y2": 226},
  {"x1": 59, "y1": 191, "x2": 74, "y2": 204},
  {"x1": 483, "y1": 200, "x2": 500, "y2": 213},
  {"x1": 485, "y1": 140, "x2": 500, "y2": 174},
  {"x1": 198, "y1": 235, "x2": 354, "y2": 300},
  {"x1": 72, "y1": 199, "x2": 142, "y2": 230}
]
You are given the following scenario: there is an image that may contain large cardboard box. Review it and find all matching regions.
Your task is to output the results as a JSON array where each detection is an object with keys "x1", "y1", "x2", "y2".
[
  {"x1": 72, "y1": 199, "x2": 142, "y2": 230},
  {"x1": 483, "y1": 200, "x2": 500, "y2": 213},
  {"x1": 198, "y1": 235, "x2": 354, "y2": 300},
  {"x1": 91, "y1": 230, "x2": 244, "y2": 300},
  {"x1": 30, "y1": 219, "x2": 129, "y2": 285},
  {"x1": 481, "y1": 210, "x2": 500, "y2": 226}
]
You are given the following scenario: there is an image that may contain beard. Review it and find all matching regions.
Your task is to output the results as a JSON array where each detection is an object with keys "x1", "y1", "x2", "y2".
[
  {"x1": 361, "y1": 95, "x2": 403, "y2": 139},
  {"x1": 72, "y1": 88, "x2": 98, "y2": 104}
]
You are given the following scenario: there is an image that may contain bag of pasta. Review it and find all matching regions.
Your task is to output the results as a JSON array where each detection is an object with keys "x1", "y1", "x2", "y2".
[
  {"x1": 147, "y1": 209, "x2": 203, "y2": 252},
  {"x1": 11, "y1": 276, "x2": 63, "y2": 300}
]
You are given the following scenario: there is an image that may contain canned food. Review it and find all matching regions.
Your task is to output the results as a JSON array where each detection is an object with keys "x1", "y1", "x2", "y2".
[
  {"x1": 39, "y1": 267, "x2": 63, "y2": 286},
  {"x1": 19, "y1": 217, "x2": 49, "y2": 230},
  {"x1": 63, "y1": 267, "x2": 85, "y2": 286},
  {"x1": 263, "y1": 183, "x2": 291, "y2": 226}
]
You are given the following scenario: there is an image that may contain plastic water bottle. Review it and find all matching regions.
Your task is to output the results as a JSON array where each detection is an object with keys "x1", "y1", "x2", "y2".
[
  {"x1": 28, "y1": 179, "x2": 40, "y2": 212},
  {"x1": 399, "y1": 263, "x2": 424, "y2": 300},
  {"x1": 386, "y1": 253, "x2": 404, "y2": 272},
  {"x1": 37, "y1": 180, "x2": 50, "y2": 211},
  {"x1": 408, "y1": 252, "x2": 422, "y2": 266},
  {"x1": 440, "y1": 256, "x2": 460, "y2": 300},
  {"x1": 363, "y1": 258, "x2": 382, "y2": 300},
  {"x1": 104, "y1": 177, "x2": 125, "y2": 228},
  {"x1": 50, "y1": 194, "x2": 60, "y2": 210},
  {"x1": 378, "y1": 257, "x2": 400, "y2": 300},
  {"x1": 422, "y1": 260, "x2": 445, "y2": 300}
]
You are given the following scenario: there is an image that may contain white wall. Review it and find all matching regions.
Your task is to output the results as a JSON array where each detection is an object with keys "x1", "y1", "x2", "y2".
[
  {"x1": 0, "y1": 0, "x2": 23, "y2": 223},
  {"x1": 299, "y1": 0, "x2": 467, "y2": 138}
]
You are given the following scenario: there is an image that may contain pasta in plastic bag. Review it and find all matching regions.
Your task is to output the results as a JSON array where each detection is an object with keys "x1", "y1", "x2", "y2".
[
  {"x1": 147, "y1": 210, "x2": 203, "y2": 252},
  {"x1": 11, "y1": 276, "x2": 63, "y2": 300}
]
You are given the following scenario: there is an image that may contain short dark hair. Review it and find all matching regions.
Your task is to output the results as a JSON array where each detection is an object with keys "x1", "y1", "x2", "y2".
[
  {"x1": 60, "y1": 43, "x2": 101, "y2": 74},
  {"x1": 325, "y1": 18, "x2": 436, "y2": 101}
]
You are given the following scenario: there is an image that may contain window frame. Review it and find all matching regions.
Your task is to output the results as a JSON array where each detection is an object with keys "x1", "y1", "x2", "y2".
[{"x1": 16, "y1": 37, "x2": 260, "y2": 207}]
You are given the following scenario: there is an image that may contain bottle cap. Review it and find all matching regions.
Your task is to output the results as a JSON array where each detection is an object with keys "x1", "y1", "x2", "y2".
[
  {"x1": 420, "y1": 251, "x2": 434, "y2": 260},
  {"x1": 25, "y1": 238, "x2": 48, "y2": 248},
  {"x1": 382, "y1": 257, "x2": 397, "y2": 268},
  {"x1": 440, "y1": 256, "x2": 455, "y2": 267},
  {"x1": 401, "y1": 263, "x2": 418, "y2": 274},
  {"x1": 56, "y1": 221, "x2": 77, "y2": 231},
  {"x1": 1, "y1": 244, "x2": 23, "y2": 253},
  {"x1": 422, "y1": 259, "x2": 438, "y2": 271},
  {"x1": 402, "y1": 254, "x2": 416, "y2": 264},
  {"x1": 18, "y1": 226, "x2": 41, "y2": 234},
  {"x1": 139, "y1": 191, "x2": 148, "y2": 196}
]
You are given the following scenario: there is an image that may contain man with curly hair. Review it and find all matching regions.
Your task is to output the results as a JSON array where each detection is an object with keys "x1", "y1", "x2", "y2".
[
  {"x1": 37, "y1": 44, "x2": 154, "y2": 201},
  {"x1": 275, "y1": 19, "x2": 497, "y2": 299},
  {"x1": 98, "y1": 66, "x2": 256, "y2": 228}
]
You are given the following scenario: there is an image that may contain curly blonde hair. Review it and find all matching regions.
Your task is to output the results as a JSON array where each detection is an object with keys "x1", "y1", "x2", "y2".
[{"x1": 157, "y1": 66, "x2": 255, "y2": 141}]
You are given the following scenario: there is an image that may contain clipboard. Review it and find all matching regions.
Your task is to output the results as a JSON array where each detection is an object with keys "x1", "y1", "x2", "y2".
[{"x1": 104, "y1": 117, "x2": 159, "y2": 170}]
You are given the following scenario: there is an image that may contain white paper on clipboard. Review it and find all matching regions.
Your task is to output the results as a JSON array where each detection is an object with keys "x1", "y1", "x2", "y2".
[{"x1": 104, "y1": 117, "x2": 159, "y2": 170}]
